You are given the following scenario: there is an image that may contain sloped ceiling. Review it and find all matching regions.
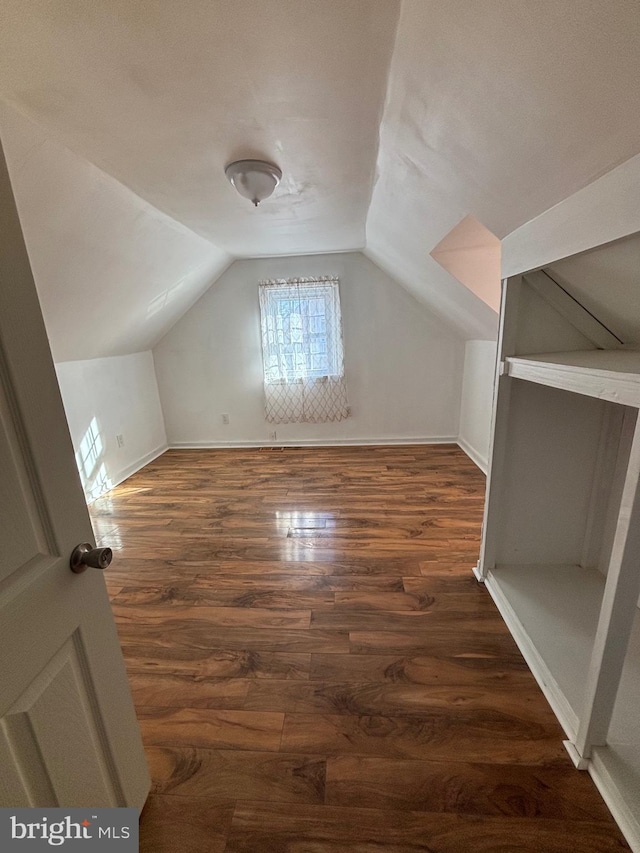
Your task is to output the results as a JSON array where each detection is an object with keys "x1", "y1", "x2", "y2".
[
  {"x1": 0, "y1": 105, "x2": 230, "y2": 362},
  {"x1": 366, "y1": 0, "x2": 640, "y2": 339},
  {"x1": 0, "y1": 0, "x2": 639, "y2": 357}
]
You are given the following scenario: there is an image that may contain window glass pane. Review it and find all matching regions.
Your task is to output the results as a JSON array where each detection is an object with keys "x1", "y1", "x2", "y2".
[
  {"x1": 311, "y1": 354, "x2": 329, "y2": 372},
  {"x1": 290, "y1": 315, "x2": 302, "y2": 343},
  {"x1": 259, "y1": 280, "x2": 344, "y2": 384}
]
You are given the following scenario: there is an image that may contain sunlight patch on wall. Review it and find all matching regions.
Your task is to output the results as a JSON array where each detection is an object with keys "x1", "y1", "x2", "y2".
[
  {"x1": 430, "y1": 215, "x2": 501, "y2": 313},
  {"x1": 75, "y1": 416, "x2": 113, "y2": 502}
]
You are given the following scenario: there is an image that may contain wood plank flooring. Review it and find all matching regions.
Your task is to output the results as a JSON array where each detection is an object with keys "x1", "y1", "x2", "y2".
[{"x1": 91, "y1": 445, "x2": 629, "y2": 852}]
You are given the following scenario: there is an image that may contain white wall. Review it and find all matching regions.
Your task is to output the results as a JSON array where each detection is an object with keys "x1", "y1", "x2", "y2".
[
  {"x1": 154, "y1": 252, "x2": 465, "y2": 447},
  {"x1": 458, "y1": 340, "x2": 497, "y2": 473},
  {"x1": 56, "y1": 352, "x2": 167, "y2": 501}
]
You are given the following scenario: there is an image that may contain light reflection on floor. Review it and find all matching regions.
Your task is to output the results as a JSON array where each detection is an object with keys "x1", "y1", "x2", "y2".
[{"x1": 274, "y1": 510, "x2": 337, "y2": 560}]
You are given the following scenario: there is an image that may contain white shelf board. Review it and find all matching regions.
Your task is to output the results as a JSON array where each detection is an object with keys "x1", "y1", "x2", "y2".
[
  {"x1": 505, "y1": 349, "x2": 640, "y2": 407},
  {"x1": 485, "y1": 563, "x2": 605, "y2": 739}
]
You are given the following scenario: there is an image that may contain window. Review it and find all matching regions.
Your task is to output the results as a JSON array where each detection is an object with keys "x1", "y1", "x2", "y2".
[
  {"x1": 260, "y1": 278, "x2": 343, "y2": 383},
  {"x1": 258, "y1": 276, "x2": 349, "y2": 423}
]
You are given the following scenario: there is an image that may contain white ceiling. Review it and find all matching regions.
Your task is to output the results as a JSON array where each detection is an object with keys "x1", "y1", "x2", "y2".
[
  {"x1": 0, "y1": 0, "x2": 639, "y2": 357},
  {"x1": 0, "y1": 0, "x2": 399, "y2": 256}
]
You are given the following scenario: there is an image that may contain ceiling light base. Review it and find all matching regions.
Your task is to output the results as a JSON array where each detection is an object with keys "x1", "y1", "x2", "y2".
[{"x1": 224, "y1": 159, "x2": 282, "y2": 207}]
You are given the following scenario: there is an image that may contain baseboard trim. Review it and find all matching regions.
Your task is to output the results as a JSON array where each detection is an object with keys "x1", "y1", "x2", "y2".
[
  {"x1": 86, "y1": 443, "x2": 168, "y2": 504},
  {"x1": 457, "y1": 436, "x2": 488, "y2": 474},
  {"x1": 168, "y1": 436, "x2": 459, "y2": 449},
  {"x1": 472, "y1": 563, "x2": 485, "y2": 583},
  {"x1": 563, "y1": 740, "x2": 590, "y2": 770},
  {"x1": 116, "y1": 443, "x2": 168, "y2": 484}
]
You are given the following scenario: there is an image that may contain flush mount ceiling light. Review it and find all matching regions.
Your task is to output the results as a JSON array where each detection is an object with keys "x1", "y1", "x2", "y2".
[{"x1": 224, "y1": 159, "x2": 282, "y2": 207}]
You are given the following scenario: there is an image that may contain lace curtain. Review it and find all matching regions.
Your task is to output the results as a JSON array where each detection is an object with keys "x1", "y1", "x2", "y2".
[{"x1": 258, "y1": 277, "x2": 349, "y2": 424}]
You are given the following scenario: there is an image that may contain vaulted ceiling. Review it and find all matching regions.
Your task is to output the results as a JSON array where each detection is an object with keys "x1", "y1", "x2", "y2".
[{"x1": 0, "y1": 0, "x2": 638, "y2": 359}]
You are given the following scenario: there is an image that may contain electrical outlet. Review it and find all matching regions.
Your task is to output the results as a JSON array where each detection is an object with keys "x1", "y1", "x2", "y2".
[
  {"x1": 116, "y1": 434, "x2": 125, "y2": 448},
  {"x1": 270, "y1": 431, "x2": 277, "y2": 441},
  {"x1": 222, "y1": 413, "x2": 230, "y2": 425}
]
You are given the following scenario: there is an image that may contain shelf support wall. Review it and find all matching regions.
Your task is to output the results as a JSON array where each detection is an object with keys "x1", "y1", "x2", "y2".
[
  {"x1": 477, "y1": 277, "x2": 520, "y2": 580},
  {"x1": 573, "y1": 414, "x2": 640, "y2": 759},
  {"x1": 523, "y1": 270, "x2": 623, "y2": 349}
]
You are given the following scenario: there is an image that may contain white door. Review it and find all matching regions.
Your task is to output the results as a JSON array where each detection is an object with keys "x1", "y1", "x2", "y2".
[{"x1": 0, "y1": 138, "x2": 149, "y2": 808}]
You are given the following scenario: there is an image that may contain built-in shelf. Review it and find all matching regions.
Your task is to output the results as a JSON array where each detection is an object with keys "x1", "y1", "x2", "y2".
[
  {"x1": 590, "y1": 744, "x2": 640, "y2": 853},
  {"x1": 479, "y1": 270, "x2": 640, "y2": 852},
  {"x1": 486, "y1": 564, "x2": 605, "y2": 738},
  {"x1": 607, "y1": 614, "x2": 640, "y2": 750},
  {"x1": 590, "y1": 612, "x2": 640, "y2": 851},
  {"x1": 505, "y1": 348, "x2": 640, "y2": 406}
]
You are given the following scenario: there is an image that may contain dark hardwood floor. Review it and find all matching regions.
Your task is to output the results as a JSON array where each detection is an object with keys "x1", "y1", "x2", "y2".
[{"x1": 90, "y1": 445, "x2": 629, "y2": 852}]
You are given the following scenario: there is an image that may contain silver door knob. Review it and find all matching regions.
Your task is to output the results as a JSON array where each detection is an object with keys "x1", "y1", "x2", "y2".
[{"x1": 70, "y1": 543, "x2": 113, "y2": 573}]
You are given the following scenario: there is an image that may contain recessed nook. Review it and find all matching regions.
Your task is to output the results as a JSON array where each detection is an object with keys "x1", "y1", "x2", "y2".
[{"x1": 430, "y1": 215, "x2": 502, "y2": 313}]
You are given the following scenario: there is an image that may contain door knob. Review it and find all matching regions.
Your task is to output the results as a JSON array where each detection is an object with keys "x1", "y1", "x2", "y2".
[{"x1": 70, "y1": 543, "x2": 113, "y2": 573}]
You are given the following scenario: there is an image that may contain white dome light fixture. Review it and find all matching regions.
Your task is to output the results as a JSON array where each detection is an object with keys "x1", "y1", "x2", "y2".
[{"x1": 225, "y1": 159, "x2": 282, "y2": 207}]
